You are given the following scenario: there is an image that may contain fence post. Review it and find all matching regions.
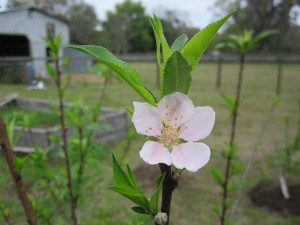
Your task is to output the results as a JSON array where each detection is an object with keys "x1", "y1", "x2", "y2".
[
  {"x1": 276, "y1": 56, "x2": 283, "y2": 96},
  {"x1": 216, "y1": 56, "x2": 222, "y2": 89}
]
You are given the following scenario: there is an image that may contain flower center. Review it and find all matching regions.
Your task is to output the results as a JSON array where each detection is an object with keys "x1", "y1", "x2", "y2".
[{"x1": 160, "y1": 122, "x2": 180, "y2": 148}]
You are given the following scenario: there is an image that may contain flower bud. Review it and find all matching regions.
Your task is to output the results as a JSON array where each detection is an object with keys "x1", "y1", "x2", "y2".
[
  {"x1": 154, "y1": 212, "x2": 168, "y2": 225},
  {"x1": 173, "y1": 172, "x2": 180, "y2": 181}
]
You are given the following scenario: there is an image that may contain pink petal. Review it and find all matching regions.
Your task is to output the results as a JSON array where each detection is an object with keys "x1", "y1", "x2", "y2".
[
  {"x1": 132, "y1": 102, "x2": 163, "y2": 136},
  {"x1": 139, "y1": 141, "x2": 171, "y2": 165},
  {"x1": 171, "y1": 142, "x2": 211, "y2": 172},
  {"x1": 157, "y1": 92, "x2": 194, "y2": 128},
  {"x1": 179, "y1": 106, "x2": 215, "y2": 141}
]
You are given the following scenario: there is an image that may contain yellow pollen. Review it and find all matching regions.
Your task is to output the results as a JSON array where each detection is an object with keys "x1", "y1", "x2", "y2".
[
  {"x1": 165, "y1": 112, "x2": 169, "y2": 116},
  {"x1": 145, "y1": 130, "x2": 148, "y2": 133},
  {"x1": 165, "y1": 104, "x2": 169, "y2": 108},
  {"x1": 174, "y1": 108, "x2": 177, "y2": 112},
  {"x1": 149, "y1": 127, "x2": 152, "y2": 130}
]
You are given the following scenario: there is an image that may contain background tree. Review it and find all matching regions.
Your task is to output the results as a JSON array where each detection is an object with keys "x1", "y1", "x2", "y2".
[
  {"x1": 157, "y1": 9, "x2": 199, "y2": 45},
  {"x1": 214, "y1": 0, "x2": 300, "y2": 52},
  {"x1": 101, "y1": 0, "x2": 153, "y2": 53},
  {"x1": 67, "y1": 2, "x2": 101, "y2": 44}
]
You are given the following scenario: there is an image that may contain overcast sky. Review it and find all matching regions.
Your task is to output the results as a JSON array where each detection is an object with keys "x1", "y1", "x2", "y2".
[
  {"x1": 0, "y1": 0, "x2": 218, "y2": 28},
  {"x1": 84, "y1": 0, "x2": 217, "y2": 29}
]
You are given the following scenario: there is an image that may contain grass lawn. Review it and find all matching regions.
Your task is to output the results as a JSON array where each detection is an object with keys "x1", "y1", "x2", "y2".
[
  {"x1": 0, "y1": 62, "x2": 300, "y2": 225},
  {"x1": 0, "y1": 105, "x2": 59, "y2": 127}
]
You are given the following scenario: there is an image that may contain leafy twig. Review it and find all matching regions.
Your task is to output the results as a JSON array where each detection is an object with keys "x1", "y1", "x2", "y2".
[{"x1": 0, "y1": 115, "x2": 39, "y2": 225}]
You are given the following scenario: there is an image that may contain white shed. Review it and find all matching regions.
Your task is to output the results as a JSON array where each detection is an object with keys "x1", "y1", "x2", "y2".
[{"x1": 0, "y1": 7, "x2": 70, "y2": 77}]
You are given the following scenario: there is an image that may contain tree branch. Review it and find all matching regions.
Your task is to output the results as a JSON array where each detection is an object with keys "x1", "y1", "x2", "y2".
[{"x1": 0, "y1": 115, "x2": 39, "y2": 225}]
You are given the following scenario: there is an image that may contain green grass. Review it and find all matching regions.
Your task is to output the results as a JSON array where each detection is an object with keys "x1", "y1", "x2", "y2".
[
  {"x1": 0, "y1": 62, "x2": 300, "y2": 224},
  {"x1": 0, "y1": 105, "x2": 59, "y2": 127}
]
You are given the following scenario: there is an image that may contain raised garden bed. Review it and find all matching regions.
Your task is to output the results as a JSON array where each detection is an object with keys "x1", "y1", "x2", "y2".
[{"x1": 0, "y1": 94, "x2": 127, "y2": 153}]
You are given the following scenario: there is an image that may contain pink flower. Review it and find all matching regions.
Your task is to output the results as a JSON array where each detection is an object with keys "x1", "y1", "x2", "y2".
[{"x1": 132, "y1": 92, "x2": 215, "y2": 172}]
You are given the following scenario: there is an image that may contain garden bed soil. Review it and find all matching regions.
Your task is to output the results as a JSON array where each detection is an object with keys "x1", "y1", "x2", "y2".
[{"x1": 248, "y1": 180, "x2": 300, "y2": 217}]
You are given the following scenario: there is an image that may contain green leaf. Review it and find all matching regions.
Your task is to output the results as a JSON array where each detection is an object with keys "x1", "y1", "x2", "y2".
[
  {"x1": 149, "y1": 17, "x2": 163, "y2": 77},
  {"x1": 149, "y1": 173, "x2": 165, "y2": 214},
  {"x1": 112, "y1": 153, "x2": 135, "y2": 189},
  {"x1": 221, "y1": 93, "x2": 236, "y2": 112},
  {"x1": 171, "y1": 34, "x2": 188, "y2": 52},
  {"x1": 149, "y1": 14, "x2": 171, "y2": 90},
  {"x1": 131, "y1": 206, "x2": 149, "y2": 215},
  {"x1": 272, "y1": 96, "x2": 281, "y2": 105},
  {"x1": 45, "y1": 63, "x2": 56, "y2": 79},
  {"x1": 228, "y1": 144, "x2": 239, "y2": 157},
  {"x1": 13, "y1": 126, "x2": 25, "y2": 146},
  {"x1": 7, "y1": 118, "x2": 15, "y2": 146},
  {"x1": 252, "y1": 30, "x2": 278, "y2": 46},
  {"x1": 209, "y1": 167, "x2": 223, "y2": 185},
  {"x1": 14, "y1": 155, "x2": 29, "y2": 172},
  {"x1": 162, "y1": 51, "x2": 192, "y2": 97},
  {"x1": 182, "y1": 11, "x2": 235, "y2": 70},
  {"x1": 61, "y1": 56, "x2": 70, "y2": 69},
  {"x1": 108, "y1": 186, "x2": 150, "y2": 210},
  {"x1": 149, "y1": 15, "x2": 171, "y2": 64},
  {"x1": 126, "y1": 107, "x2": 134, "y2": 115},
  {"x1": 127, "y1": 164, "x2": 139, "y2": 190},
  {"x1": 67, "y1": 45, "x2": 156, "y2": 105}
]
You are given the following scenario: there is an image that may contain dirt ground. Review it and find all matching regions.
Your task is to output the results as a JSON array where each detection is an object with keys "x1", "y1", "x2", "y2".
[{"x1": 248, "y1": 180, "x2": 300, "y2": 217}]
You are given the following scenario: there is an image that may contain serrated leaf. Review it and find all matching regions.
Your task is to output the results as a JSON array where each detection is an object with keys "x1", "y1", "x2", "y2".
[
  {"x1": 182, "y1": 11, "x2": 235, "y2": 69},
  {"x1": 149, "y1": 173, "x2": 165, "y2": 214},
  {"x1": 162, "y1": 51, "x2": 192, "y2": 97},
  {"x1": 131, "y1": 206, "x2": 149, "y2": 215},
  {"x1": 209, "y1": 167, "x2": 223, "y2": 185},
  {"x1": 149, "y1": 14, "x2": 171, "y2": 90},
  {"x1": 171, "y1": 34, "x2": 188, "y2": 52},
  {"x1": 149, "y1": 15, "x2": 171, "y2": 64},
  {"x1": 68, "y1": 45, "x2": 156, "y2": 105},
  {"x1": 112, "y1": 153, "x2": 135, "y2": 189},
  {"x1": 108, "y1": 186, "x2": 150, "y2": 210},
  {"x1": 149, "y1": 16, "x2": 163, "y2": 76},
  {"x1": 127, "y1": 164, "x2": 139, "y2": 190}
]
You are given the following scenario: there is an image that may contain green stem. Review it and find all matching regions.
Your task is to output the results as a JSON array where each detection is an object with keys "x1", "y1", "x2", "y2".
[
  {"x1": 220, "y1": 54, "x2": 244, "y2": 225},
  {"x1": 0, "y1": 116, "x2": 39, "y2": 225},
  {"x1": 54, "y1": 56, "x2": 78, "y2": 225}
]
